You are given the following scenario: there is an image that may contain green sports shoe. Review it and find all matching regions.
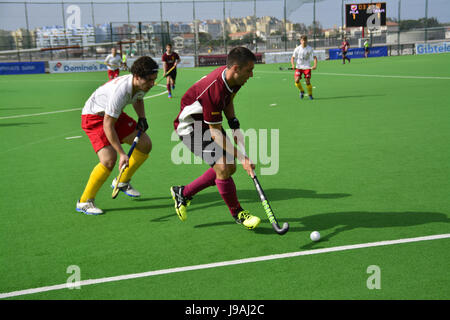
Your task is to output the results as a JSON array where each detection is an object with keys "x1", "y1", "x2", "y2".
[
  {"x1": 234, "y1": 210, "x2": 261, "y2": 230},
  {"x1": 170, "y1": 186, "x2": 192, "y2": 221}
]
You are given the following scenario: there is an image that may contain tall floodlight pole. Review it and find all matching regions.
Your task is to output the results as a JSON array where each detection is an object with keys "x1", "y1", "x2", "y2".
[
  {"x1": 398, "y1": 0, "x2": 401, "y2": 54},
  {"x1": 193, "y1": 0, "x2": 198, "y2": 66},
  {"x1": 283, "y1": 0, "x2": 287, "y2": 51},
  {"x1": 313, "y1": 0, "x2": 316, "y2": 49},
  {"x1": 160, "y1": 0, "x2": 163, "y2": 53},
  {"x1": 424, "y1": 0, "x2": 428, "y2": 43},
  {"x1": 223, "y1": 0, "x2": 227, "y2": 54},
  {"x1": 254, "y1": 0, "x2": 257, "y2": 52},
  {"x1": 341, "y1": 0, "x2": 344, "y2": 38}
]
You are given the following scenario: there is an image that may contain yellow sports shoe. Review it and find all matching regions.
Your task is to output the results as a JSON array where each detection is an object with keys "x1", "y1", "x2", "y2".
[
  {"x1": 235, "y1": 210, "x2": 261, "y2": 230},
  {"x1": 170, "y1": 186, "x2": 191, "y2": 221}
]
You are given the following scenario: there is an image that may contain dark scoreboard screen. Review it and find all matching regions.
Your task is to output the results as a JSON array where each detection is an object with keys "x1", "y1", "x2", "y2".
[{"x1": 345, "y1": 2, "x2": 387, "y2": 28}]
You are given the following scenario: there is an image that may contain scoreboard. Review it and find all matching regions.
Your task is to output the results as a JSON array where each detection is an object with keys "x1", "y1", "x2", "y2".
[{"x1": 345, "y1": 2, "x2": 386, "y2": 28}]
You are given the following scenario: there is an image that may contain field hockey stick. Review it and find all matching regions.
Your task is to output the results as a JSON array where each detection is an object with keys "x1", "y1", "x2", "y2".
[
  {"x1": 112, "y1": 130, "x2": 142, "y2": 199},
  {"x1": 97, "y1": 61, "x2": 122, "y2": 69},
  {"x1": 279, "y1": 66, "x2": 294, "y2": 70},
  {"x1": 233, "y1": 129, "x2": 289, "y2": 235},
  {"x1": 251, "y1": 172, "x2": 289, "y2": 235},
  {"x1": 155, "y1": 65, "x2": 176, "y2": 85}
]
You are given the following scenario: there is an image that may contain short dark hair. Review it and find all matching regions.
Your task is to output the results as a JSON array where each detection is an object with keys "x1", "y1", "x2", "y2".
[
  {"x1": 226, "y1": 47, "x2": 256, "y2": 69},
  {"x1": 130, "y1": 56, "x2": 159, "y2": 78},
  {"x1": 300, "y1": 35, "x2": 308, "y2": 41}
]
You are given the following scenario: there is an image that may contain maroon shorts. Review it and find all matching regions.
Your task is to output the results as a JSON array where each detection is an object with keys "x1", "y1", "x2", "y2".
[
  {"x1": 108, "y1": 69, "x2": 120, "y2": 80},
  {"x1": 81, "y1": 112, "x2": 137, "y2": 153}
]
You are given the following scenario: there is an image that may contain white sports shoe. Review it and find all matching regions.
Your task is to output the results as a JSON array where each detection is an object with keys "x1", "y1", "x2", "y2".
[
  {"x1": 76, "y1": 199, "x2": 104, "y2": 215},
  {"x1": 111, "y1": 178, "x2": 141, "y2": 197}
]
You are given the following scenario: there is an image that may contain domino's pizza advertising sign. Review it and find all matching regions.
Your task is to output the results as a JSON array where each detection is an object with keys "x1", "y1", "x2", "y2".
[{"x1": 49, "y1": 60, "x2": 108, "y2": 73}]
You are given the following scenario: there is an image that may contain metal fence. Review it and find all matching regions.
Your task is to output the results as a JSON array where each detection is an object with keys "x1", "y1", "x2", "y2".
[{"x1": 0, "y1": 0, "x2": 449, "y2": 62}]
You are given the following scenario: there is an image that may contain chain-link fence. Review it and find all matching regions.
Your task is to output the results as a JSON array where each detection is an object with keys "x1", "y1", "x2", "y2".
[{"x1": 0, "y1": 0, "x2": 449, "y2": 62}]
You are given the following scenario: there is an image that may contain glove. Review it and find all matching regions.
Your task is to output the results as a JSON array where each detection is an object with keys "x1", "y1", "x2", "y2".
[
  {"x1": 228, "y1": 117, "x2": 240, "y2": 130},
  {"x1": 137, "y1": 117, "x2": 149, "y2": 132}
]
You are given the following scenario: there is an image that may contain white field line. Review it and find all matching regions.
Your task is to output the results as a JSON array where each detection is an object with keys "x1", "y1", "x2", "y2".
[
  {"x1": 180, "y1": 67, "x2": 450, "y2": 80},
  {"x1": 0, "y1": 85, "x2": 168, "y2": 120},
  {"x1": 1, "y1": 233, "x2": 449, "y2": 299},
  {"x1": 0, "y1": 108, "x2": 82, "y2": 120},
  {"x1": 263, "y1": 70, "x2": 450, "y2": 80}
]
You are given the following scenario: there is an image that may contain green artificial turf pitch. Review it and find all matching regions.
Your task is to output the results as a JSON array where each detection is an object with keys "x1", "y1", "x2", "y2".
[{"x1": 0, "y1": 53, "x2": 449, "y2": 300}]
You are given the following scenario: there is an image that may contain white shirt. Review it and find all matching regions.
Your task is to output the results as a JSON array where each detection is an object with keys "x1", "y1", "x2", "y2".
[
  {"x1": 292, "y1": 45, "x2": 315, "y2": 70},
  {"x1": 104, "y1": 54, "x2": 122, "y2": 71},
  {"x1": 82, "y1": 74, "x2": 146, "y2": 118}
]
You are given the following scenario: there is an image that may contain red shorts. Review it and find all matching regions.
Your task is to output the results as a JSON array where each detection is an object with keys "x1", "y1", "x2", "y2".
[
  {"x1": 108, "y1": 69, "x2": 120, "y2": 80},
  {"x1": 81, "y1": 112, "x2": 137, "y2": 153},
  {"x1": 295, "y1": 69, "x2": 312, "y2": 79}
]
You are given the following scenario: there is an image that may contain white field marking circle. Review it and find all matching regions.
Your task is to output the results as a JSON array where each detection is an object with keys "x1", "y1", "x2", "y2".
[
  {"x1": 65, "y1": 136, "x2": 82, "y2": 140},
  {"x1": 0, "y1": 233, "x2": 449, "y2": 299}
]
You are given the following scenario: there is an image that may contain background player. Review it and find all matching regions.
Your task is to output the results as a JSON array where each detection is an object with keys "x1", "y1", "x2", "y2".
[
  {"x1": 291, "y1": 35, "x2": 317, "y2": 100},
  {"x1": 171, "y1": 47, "x2": 261, "y2": 230},
  {"x1": 364, "y1": 39, "x2": 370, "y2": 58},
  {"x1": 122, "y1": 50, "x2": 129, "y2": 70},
  {"x1": 104, "y1": 47, "x2": 123, "y2": 80},
  {"x1": 341, "y1": 37, "x2": 351, "y2": 64},
  {"x1": 162, "y1": 43, "x2": 181, "y2": 98},
  {"x1": 76, "y1": 56, "x2": 159, "y2": 215}
]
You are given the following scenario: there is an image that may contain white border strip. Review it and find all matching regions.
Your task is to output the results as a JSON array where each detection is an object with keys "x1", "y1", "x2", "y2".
[{"x1": 1, "y1": 233, "x2": 449, "y2": 299}]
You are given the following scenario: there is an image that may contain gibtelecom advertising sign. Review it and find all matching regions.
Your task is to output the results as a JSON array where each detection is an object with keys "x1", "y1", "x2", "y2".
[
  {"x1": 0, "y1": 61, "x2": 45, "y2": 75},
  {"x1": 415, "y1": 42, "x2": 450, "y2": 55},
  {"x1": 329, "y1": 46, "x2": 388, "y2": 60}
]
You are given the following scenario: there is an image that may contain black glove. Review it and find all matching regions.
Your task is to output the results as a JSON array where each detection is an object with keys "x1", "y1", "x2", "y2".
[
  {"x1": 137, "y1": 117, "x2": 149, "y2": 132},
  {"x1": 228, "y1": 117, "x2": 240, "y2": 130}
]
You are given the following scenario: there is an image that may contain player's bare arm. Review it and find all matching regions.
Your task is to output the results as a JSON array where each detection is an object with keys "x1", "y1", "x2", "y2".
[
  {"x1": 132, "y1": 98, "x2": 149, "y2": 134},
  {"x1": 312, "y1": 56, "x2": 318, "y2": 70},
  {"x1": 132, "y1": 98, "x2": 146, "y2": 119},
  {"x1": 223, "y1": 93, "x2": 236, "y2": 119},
  {"x1": 223, "y1": 94, "x2": 241, "y2": 149}
]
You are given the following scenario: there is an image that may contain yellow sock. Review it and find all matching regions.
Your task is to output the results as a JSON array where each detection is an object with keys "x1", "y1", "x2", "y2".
[
  {"x1": 119, "y1": 148, "x2": 149, "y2": 183},
  {"x1": 307, "y1": 84, "x2": 313, "y2": 96},
  {"x1": 80, "y1": 163, "x2": 111, "y2": 202},
  {"x1": 295, "y1": 81, "x2": 304, "y2": 92}
]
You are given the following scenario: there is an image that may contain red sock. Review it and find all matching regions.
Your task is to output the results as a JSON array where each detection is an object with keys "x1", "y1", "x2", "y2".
[
  {"x1": 215, "y1": 178, "x2": 243, "y2": 217},
  {"x1": 183, "y1": 167, "x2": 216, "y2": 198}
]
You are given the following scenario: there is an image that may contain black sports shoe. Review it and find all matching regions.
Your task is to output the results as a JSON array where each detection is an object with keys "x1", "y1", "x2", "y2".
[{"x1": 170, "y1": 186, "x2": 192, "y2": 221}]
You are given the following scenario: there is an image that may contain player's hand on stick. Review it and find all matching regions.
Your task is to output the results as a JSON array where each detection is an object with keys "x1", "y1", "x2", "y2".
[
  {"x1": 242, "y1": 157, "x2": 255, "y2": 178},
  {"x1": 118, "y1": 153, "x2": 129, "y2": 172},
  {"x1": 137, "y1": 117, "x2": 149, "y2": 132}
]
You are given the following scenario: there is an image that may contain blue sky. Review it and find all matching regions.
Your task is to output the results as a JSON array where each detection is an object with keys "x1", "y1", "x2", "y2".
[{"x1": 1, "y1": 0, "x2": 449, "y2": 31}]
